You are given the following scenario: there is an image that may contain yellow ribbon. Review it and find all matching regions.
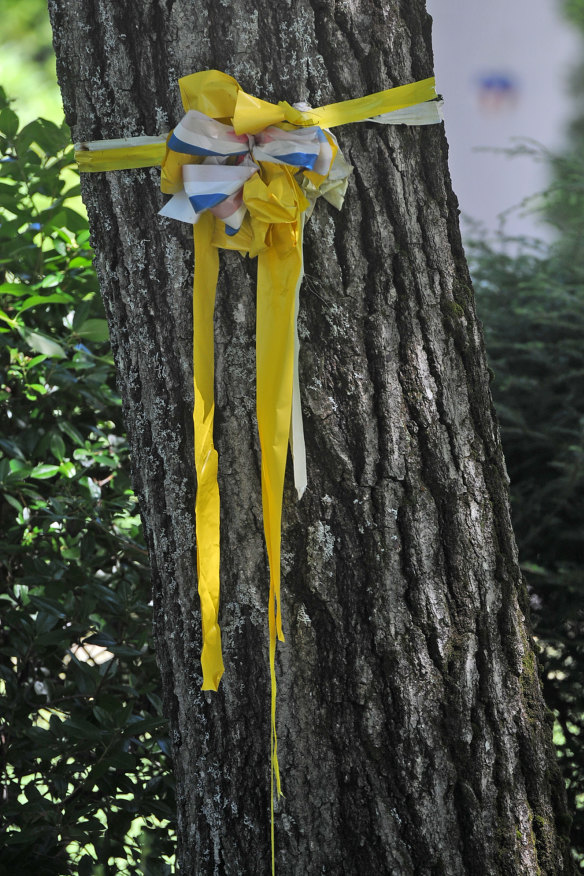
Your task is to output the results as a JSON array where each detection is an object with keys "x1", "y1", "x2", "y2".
[
  {"x1": 74, "y1": 69, "x2": 440, "y2": 873},
  {"x1": 193, "y1": 211, "x2": 224, "y2": 690},
  {"x1": 75, "y1": 71, "x2": 438, "y2": 172}
]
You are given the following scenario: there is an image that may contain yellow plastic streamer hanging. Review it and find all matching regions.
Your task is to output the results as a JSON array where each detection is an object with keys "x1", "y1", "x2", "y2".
[
  {"x1": 193, "y1": 211, "x2": 224, "y2": 691},
  {"x1": 74, "y1": 69, "x2": 440, "y2": 875}
]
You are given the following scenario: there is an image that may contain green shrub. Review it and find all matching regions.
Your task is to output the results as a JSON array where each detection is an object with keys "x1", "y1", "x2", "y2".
[
  {"x1": 0, "y1": 90, "x2": 175, "y2": 875},
  {"x1": 469, "y1": 225, "x2": 584, "y2": 866}
]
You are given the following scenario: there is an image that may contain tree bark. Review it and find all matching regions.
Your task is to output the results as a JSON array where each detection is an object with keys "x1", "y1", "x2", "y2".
[{"x1": 49, "y1": 1, "x2": 574, "y2": 873}]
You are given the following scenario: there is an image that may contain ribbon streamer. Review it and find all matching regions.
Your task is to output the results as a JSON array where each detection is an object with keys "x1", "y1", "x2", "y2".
[{"x1": 75, "y1": 69, "x2": 442, "y2": 873}]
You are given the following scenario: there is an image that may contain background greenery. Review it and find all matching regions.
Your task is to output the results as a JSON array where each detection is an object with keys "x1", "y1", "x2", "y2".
[
  {"x1": 0, "y1": 99, "x2": 175, "y2": 873},
  {"x1": 1, "y1": 0, "x2": 584, "y2": 872},
  {"x1": 0, "y1": 0, "x2": 63, "y2": 125},
  {"x1": 468, "y1": 228, "x2": 584, "y2": 863}
]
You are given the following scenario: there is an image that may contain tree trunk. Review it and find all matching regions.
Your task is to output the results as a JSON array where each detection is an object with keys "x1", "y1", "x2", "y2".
[{"x1": 48, "y1": 1, "x2": 574, "y2": 873}]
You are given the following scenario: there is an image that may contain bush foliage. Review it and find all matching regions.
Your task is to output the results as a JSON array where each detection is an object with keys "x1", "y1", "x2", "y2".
[
  {"x1": 0, "y1": 92, "x2": 175, "y2": 875},
  {"x1": 469, "y1": 226, "x2": 584, "y2": 865}
]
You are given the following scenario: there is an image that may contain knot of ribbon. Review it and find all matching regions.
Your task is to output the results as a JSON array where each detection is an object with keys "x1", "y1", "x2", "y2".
[
  {"x1": 75, "y1": 68, "x2": 442, "y2": 873},
  {"x1": 158, "y1": 110, "x2": 338, "y2": 236}
]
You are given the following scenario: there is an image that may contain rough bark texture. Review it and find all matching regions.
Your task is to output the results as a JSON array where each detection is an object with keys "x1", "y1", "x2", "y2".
[{"x1": 49, "y1": 1, "x2": 574, "y2": 873}]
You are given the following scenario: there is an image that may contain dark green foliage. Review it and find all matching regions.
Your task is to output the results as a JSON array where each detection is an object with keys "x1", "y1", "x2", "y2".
[
  {"x1": 0, "y1": 90, "x2": 176, "y2": 875},
  {"x1": 469, "y1": 224, "x2": 584, "y2": 866}
]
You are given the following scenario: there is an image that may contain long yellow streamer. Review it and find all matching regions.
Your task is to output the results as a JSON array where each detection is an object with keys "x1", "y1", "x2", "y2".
[
  {"x1": 193, "y1": 213, "x2": 224, "y2": 691},
  {"x1": 257, "y1": 219, "x2": 302, "y2": 875},
  {"x1": 257, "y1": 219, "x2": 302, "y2": 702}
]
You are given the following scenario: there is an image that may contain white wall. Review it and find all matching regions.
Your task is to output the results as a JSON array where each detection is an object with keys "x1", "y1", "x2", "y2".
[{"x1": 427, "y1": 0, "x2": 579, "y2": 240}]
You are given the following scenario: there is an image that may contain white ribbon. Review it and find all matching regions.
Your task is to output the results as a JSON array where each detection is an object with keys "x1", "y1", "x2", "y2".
[
  {"x1": 159, "y1": 159, "x2": 258, "y2": 230},
  {"x1": 159, "y1": 113, "x2": 333, "y2": 233},
  {"x1": 368, "y1": 99, "x2": 444, "y2": 125},
  {"x1": 290, "y1": 213, "x2": 307, "y2": 499}
]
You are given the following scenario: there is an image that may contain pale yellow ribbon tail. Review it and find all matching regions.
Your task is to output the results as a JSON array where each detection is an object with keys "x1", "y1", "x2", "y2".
[
  {"x1": 193, "y1": 214, "x2": 225, "y2": 691},
  {"x1": 290, "y1": 214, "x2": 307, "y2": 500}
]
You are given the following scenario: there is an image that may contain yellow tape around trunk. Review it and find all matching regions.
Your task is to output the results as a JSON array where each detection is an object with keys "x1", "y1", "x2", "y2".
[{"x1": 75, "y1": 72, "x2": 438, "y2": 171}]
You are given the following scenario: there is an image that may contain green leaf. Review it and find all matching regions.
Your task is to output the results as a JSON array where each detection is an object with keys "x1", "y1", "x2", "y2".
[
  {"x1": 143, "y1": 798, "x2": 176, "y2": 820},
  {"x1": 16, "y1": 118, "x2": 68, "y2": 156},
  {"x1": 63, "y1": 184, "x2": 82, "y2": 199},
  {"x1": 51, "y1": 207, "x2": 88, "y2": 233},
  {"x1": 6, "y1": 460, "x2": 32, "y2": 481},
  {"x1": 58, "y1": 461, "x2": 76, "y2": 478},
  {"x1": 18, "y1": 326, "x2": 66, "y2": 358},
  {"x1": 77, "y1": 854, "x2": 96, "y2": 876},
  {"x1": 30, "y1": 464, "x2": 61, "y2": 479},
  {"x1": 68, "y1": 255, "x2": 92, "y2": 269},
  {"x1": 93, "y1": 705, "x2": 115, "y2": 727},
  {"x1": 17, "y1": 292, "x2": 75, "y2": 313},
  {"x1": 35, "y1": 611, "x2": 60, "y2": 634},
  {"x1": 0, "y1": 108, "x2": 19, "y2": 140},
  {"x1": 58, "y1": 421, "x2": 84, "y2": 446},
  {"x1": 76, "y1": 319, "x2": 109, "y2": 343},
  {"x1": 27, "y1": 355, "x2": 49, "y2": 368},
  {"x1": 36, "y1": 629, "x2": 72, "y2": 647},
  {"x1": 0, "y1": 283, "x2": 31, "y2": 297},
  {"x1": 26, "y1": 383, "x2": 48, "y2": 397},
  {"x1": 50, "y1": 433, "x2": 66, "y2": 462},
  {"x1": 62, "y1": 721, "x2": 103, "y2": 742},
  {"x1": 24, "y1": 782, "x2": 45, "y2": 804},
  {"x1": 122, "y1": 716, "x2": 167, "y2": 738},
  {"x1": 3, "y1": 494, "x2": 23, "y2": 513},
  {"x1": 0, "y1": 190, "x2": 19, "y2": 212},
  {"x1": 39, "y1": 272, "x2": 65, "y2": 289},
  {"x1": 72, "y1": 299, "x2": 93, "y2": 330},
  {"x1": 0, "y1": 438, "x2": 26, "y2": 461},
  {"x1": 84, "y1": 633, "x2": 116, "y2": 647}
]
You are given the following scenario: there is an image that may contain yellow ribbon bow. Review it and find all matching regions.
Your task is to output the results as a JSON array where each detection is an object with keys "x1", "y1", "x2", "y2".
[{"x1": 75, "y1": 69, "x2": 441, "y2": 873}]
